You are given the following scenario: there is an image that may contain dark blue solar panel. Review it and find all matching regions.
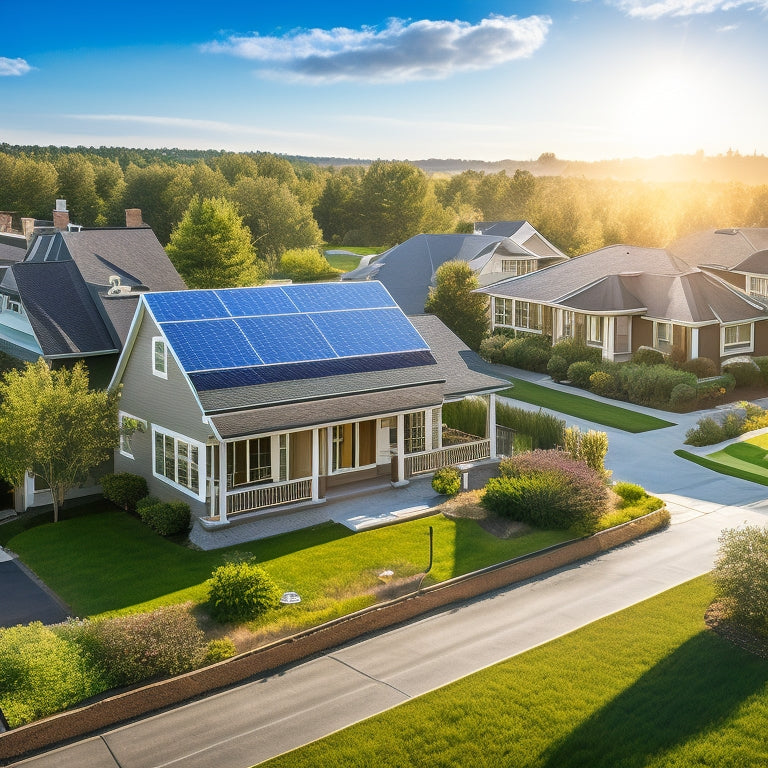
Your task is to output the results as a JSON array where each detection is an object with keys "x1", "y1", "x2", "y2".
[
  {"x1": 190, "y1": 350, "x2": 437, "y2": 391},
  {"x1": 235, "y1": 315, "x2": 336, "y2": 364},
  {"x1": 215, "y1": 286, "x2": 300, "y2": 318},
  {"x1": 284, "y1": 281, "x2": 396, "y2": 312},
  {"x1": 162, "y1": 320, "x2": 262, "y2": 372},
  {"x1": 146, "y1": 291, "x2": 228, "y2": 322},
  {"x1": 311, "y1": 308, "x2": 429, "y2": 357}
]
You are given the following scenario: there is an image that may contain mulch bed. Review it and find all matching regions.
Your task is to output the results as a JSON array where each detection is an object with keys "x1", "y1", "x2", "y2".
[{"x1": 704, "y1": 601, "x2": 768, "y2": 660}]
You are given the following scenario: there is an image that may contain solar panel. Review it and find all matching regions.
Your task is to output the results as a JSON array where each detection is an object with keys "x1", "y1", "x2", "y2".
[
  {"x1": 310, "y1": 308, "x2": 429, "y2": 357},
  {"x1": 162, "y1": 320, "x2": 262, "y2": 372},
  {"x1": 284, "y1": 281, "x2": 396, "y2": 312},
  {"x1": 235, "y1": 315, "x2": 336, "y2": 364},
  {"x1": 215, "y1": 286, "x2": 300, "y2": 318},
  {"x1": 147, "y1": 291, "x2": 228, "y2": 322}
]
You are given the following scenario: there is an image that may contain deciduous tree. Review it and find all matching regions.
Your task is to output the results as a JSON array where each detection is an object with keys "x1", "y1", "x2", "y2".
[{"x1": 0, "y1": 361, "x2": 120, "y2": 522}]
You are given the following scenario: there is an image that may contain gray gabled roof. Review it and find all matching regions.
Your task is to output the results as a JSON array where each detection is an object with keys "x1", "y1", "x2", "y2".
[
  {"x1": 733, "y1": 249, "x2": 768, "y2": 276},
  {"x1": 12, "y1": 261, "x2": 118, "y2": 356},
  {"x1": 341, "y1": 232, "x2": 559, "y2": 314},
  {"x1": 670, "y1": 228, "x2": 768, "y2": 271}
]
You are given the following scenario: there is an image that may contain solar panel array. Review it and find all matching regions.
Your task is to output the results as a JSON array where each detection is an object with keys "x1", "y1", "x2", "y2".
[{"x1": 143, "y1": 282, "x2": 435, "y2": 391}]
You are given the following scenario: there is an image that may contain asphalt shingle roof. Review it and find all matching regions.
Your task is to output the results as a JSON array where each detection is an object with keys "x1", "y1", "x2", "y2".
[{"x1": 670, "y1": 228, "x2": 768, "y2": 271}]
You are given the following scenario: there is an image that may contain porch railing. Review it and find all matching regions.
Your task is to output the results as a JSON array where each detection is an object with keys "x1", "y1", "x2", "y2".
[
  {"x1": 226, "y1": 478, "x2": 313, "y2": 516},
  {"x1": 405, "y1": 439, "x2": 491, "y2": 477}
]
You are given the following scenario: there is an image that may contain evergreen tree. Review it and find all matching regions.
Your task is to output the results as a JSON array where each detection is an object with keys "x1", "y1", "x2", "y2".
[{"x1": 166, "y1": 196, "x2": 262, "y2": 288}]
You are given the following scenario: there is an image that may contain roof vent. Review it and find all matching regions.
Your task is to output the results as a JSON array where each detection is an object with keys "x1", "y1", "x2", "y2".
[
  {"x1": 715, "y1": 228, "x2": 739, "y2": 235},
  {"x1": 107, "y1": 275, "x2": 131, "y2": 295}
]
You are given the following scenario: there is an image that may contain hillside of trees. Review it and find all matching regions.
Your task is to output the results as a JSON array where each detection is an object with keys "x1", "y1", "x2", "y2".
[{"x1": 1, "y1": 144, "x2": 768, "y2": 264}]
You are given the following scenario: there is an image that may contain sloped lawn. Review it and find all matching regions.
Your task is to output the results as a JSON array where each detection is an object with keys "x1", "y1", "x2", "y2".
[
  {"x1": 675, "y1": 431, "x2": 768, "y2": 486},
  {"x1": 259, "y1": 576, "x2": 768, "y2": 768},
  {"x1": 501, "y1": 378, "x2": 675, "y2": 433}
]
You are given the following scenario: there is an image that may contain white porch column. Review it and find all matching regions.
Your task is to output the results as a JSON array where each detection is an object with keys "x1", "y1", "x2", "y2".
[
  {"x1": 690, "y1": 327, "x2": 699, "y2": 359},
  {"x1": 604, "y1": 316, "x2": 614, "y2": 361},
  {"x1": 396, "y1": 413, "x2": 407, "y2": 485},
  {"x1": 218, "y1": 441, "x2": 228, "y2": 524},
  {"x1": 311, "y1": 428, "x2": 320, "y2": 502},
  {"x1": 490, "y1": 296, "x2": 496, "y2": 332},
  {"x1": 487, "y1": 393, "x2": 497, "y2": 459},
  {"x1": 24, "y1": 471, "x2": 35, "y2": 510}
]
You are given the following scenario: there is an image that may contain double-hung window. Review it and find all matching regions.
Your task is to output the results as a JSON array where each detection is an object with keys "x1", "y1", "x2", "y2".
[
  {"x1": 152, "y1": 337, "x2": 167, "y2": 379},
  {"x1": 404, "y1": 411, "x2": 426, "y2": 454},
  {"x1": 494, "y1": 297, "x2": 513, "y2": 327},
  {"x1": 749, "y1": 276, "x2": 768, "y2": 300},
  {"x1": 722, "y1": 322, "x2": 753, "y2": 353},
  {"x1": 587, "y1": 315, "x2": 603, "y2": 346},
  {"x1": 514, "y1": 301, "x2": 542, "y2": 331}
]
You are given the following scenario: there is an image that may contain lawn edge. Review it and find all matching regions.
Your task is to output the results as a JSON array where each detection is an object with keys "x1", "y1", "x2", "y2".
[{"x1": 674, "y1": 449, "x2": 768, "y2": 486}]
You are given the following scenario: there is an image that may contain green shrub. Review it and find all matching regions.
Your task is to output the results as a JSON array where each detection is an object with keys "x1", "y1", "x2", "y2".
[
  {"x1": 696, "y1": 373, "x2": 735, "y2": 402},
  {"x1": 501, "y1": 335, "x2": 551, "y2": 372},
  {"x1": 100, "y1": 472, "x2": 148, "y2": 512},
  {"x1": 624, "y1": 365, "x2": 696, "y2": 407},
  {"x1": 754, "y1": 356, "x2": 768, "y2": 384},
  {"x1": 684, "y1": 416, "x2": 730, "y2": 447},
  {"x1": 588, "y1": 370, "x2": 616, "y2": 397},
  {"x1": 613, "y1": 482, "x2": 646, "y2": 505},
  {"x1": 70, "y1": 605, "x2": 206, "y2": 688},
  {"x1": 743, "y1": 402, "x2": 768, "y2": 432},
  {"x1": 442, "y1": 397, "x2": 487, "y2": 438},
  {"x1": 547, "y1": 355, "x2": 569, "y2": 382},
  {"x1": 722, "y1": 360, "x2": 763, "y2": 388},
  {"x1": 479, "y1": 334, "x2": 507, "y2": 363},
  {"x1": 0, "y1": 622, "x2": 100, "y2": 727},
  {"x1": 567, "y1": 360, "x2": 600, "y2": 389},
  {"x1": 136, "y1": 496, "x2": 191, "y2": 536},
  {"x1": 681, "y1": 357, "x2": 718, "y2": 379},
  {"x1": 712, "y1": 525, "x2": 768, "y2": 636},
  {"x1": 496, "y1": 402, "x2": 565, "y2": 449},
  {"x1": 563, "y1": 426, "x2": 610, "y2": 478},
  {"x1": 669, "y1": 383, "x2": 697, "y2": 409},
  {"x1": 432, "y1": 467, "x2": 462, "y2": 496},
  {"x1": 279, "y1": 248, "x2": 339, "y2": 282},
  {"x1": 632, "y1": 347, "x2": 665, "y2": 366},
  {"x1": 207, "y1": 559, "x2": 282, "y2": 623},
  {"x1": 550, "y1": 338, "x2": 601, "y2": 367},
  {"x1": 489, "y1": 449, "x2": 609, "y2": 533},
  {"x1": 204, "y1": 637, "x2": 238, "y2": 663}
]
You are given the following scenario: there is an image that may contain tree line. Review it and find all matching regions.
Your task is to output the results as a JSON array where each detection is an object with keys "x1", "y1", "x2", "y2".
[{"x1": 2, "y1": 147, "x2": 768, "y2": 262}]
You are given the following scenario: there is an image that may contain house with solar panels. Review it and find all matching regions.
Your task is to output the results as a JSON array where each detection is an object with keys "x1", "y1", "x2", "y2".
[{"x1": 109, "y1": 281, "x2": 506, "y2": 529}]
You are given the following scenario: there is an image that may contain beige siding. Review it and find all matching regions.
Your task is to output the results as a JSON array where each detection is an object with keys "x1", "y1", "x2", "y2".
[{"x1": 115, "y1": 311, "x2": 213, "y2": 517}]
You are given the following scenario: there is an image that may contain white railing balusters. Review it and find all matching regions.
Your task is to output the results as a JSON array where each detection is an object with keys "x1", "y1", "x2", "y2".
[{"x1": 404, "y1": 439, "x2": 491, "y2": 476}]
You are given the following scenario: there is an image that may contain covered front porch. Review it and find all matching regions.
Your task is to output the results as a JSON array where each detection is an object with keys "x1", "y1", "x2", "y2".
[{"x1": 202, "y1": 395, "x2": 497, "y2": 527}]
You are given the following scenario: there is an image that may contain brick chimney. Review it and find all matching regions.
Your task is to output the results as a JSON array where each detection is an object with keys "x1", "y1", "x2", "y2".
[
  {"x1": 0, "y1": 212, "x2": 12, "y2": 232},
  {"x1": 53, "y1": 199, "x2": 70, "y2": 231},
  {"x1": 21, "y1": 218, "x2": 35, "y2": 242},
  {"x1": 125, "y1": 208, "x2": 143, "y2": 228}
]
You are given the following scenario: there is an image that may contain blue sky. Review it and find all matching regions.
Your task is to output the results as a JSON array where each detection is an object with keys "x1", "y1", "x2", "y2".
[{"x1": 2, "y1": 1, "x2": 767, "y2": 161}]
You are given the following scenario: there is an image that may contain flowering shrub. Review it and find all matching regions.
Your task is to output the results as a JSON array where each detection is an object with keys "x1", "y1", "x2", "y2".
[
  {"x1": 432, "y1": 466, "x2": 462, "y2": 496},
  {"x1": 487, "y1": 450, "x2": 609, "y2": 532},
  {"x1": 567, "y1": 360, "x2": 600, "y2": 388},
  {"x1": 207, "y1": 559, "x2": 282, "y2": 623},
  {"x1": 588, "y1": 370, "x2": 616, "y2": 397},
  {"x1": 204, "y1": 637, "x2": 238, "y2": 663}
]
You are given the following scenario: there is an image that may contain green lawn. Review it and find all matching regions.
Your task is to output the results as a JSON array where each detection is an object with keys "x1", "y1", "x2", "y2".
[
  {"x1": 260, "y1": 576, "x2": 768, "y2": 768},
  {"x1": 6, "y1": 508, "x2": 569, "y2": 626},
  {"x1": 676, "y1": 431, "x2": 768, "y2": 486},
  {"x1": 323, "y1": 246, "x2": 383, "y2": 273},
  {"x1": 502, "y1": 378, "x2": 675, "y2": 433}
]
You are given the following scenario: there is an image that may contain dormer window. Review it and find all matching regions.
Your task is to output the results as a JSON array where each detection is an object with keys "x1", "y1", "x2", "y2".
[
  {"x1": 3, "y1": 296, "x2": 22, "y2": 314},
  {"x1": 152, "y1": 336, "x2": 167, "y2": 379}
]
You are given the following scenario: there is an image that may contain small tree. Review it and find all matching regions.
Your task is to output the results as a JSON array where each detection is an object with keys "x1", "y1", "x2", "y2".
[
  {"x1": 166, "y1": 196, "x2": 263, "y2": 288},
  {"x1": 712, "y1": 525, "x2": 768, "y2": 636},
  {"x1": 0, "y1": 360, "x2": 120, "y2": 522},
  {"x1": 424, "y1": 260, "x2": 488, "y2": 350}
]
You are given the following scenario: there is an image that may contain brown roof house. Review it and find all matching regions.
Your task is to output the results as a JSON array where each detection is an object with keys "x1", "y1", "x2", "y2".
[
  {"x1": 109, "y1": 281, "x2": 506, "y2": 534},
  {"x1": 477, "y1": 244, "x2": 768, "y2": 364}
]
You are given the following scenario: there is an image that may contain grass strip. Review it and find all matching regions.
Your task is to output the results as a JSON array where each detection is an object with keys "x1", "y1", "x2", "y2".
[
  {"x1": 502, "y1": 378, "x2": 675, "y2": 433},
  {"x1": 260, "y1": 576, "x2": 768, "y2": 768},
  {"x1": 674, "y1": 449, "x2": 768, "y2": 486}
]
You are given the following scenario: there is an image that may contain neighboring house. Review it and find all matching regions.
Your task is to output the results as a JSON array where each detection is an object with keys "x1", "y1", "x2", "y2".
[
  {"x1": 0, "y1": 232, "x2": 26, "y2": 266},
  {"x1": 669, "y1": 227, "x2": 768, "y2": 301},
  {"x1": 477, "y1": 244, "x2": 768, "y2": 364},
  {"x1": 341, "y1": 223, "x2": 567, "y2": 314},
  {"x1": 110, "y1": 281, "x2": 506, "y2": 531},
  {"x1": 0, "y1": 209, "x2": 186, "y2": 387}
]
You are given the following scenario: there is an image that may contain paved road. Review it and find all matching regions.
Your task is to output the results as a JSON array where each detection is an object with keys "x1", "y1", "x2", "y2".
[{"x1": 15, "y1": 497, "x2": 768, "y2": 768}]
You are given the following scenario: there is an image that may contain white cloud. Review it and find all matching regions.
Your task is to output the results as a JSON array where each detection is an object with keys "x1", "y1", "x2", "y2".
[
  {"x1": 203, "y1": 15, "x2": 551, "y2": 82},
  {"x1": 612, "y1": 0, "x2": 768, "y2": 19},
  {"x1": 0, "y1": 57, "x2": 32, "y2": 76}
]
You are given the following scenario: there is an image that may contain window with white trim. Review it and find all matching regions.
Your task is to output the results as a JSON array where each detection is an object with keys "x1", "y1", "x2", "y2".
[
  {"x1": 654, "y1": 321, "x2": 673, "y2": 350},
  {"x1": 404, "y1": 411, "x2": 426, "y2": 454},
  {"x1": 748, "y1": 276, "x2": 768, "y2": 299},
  {"x1": 494, "y1": 297, "x2": 513, "y2": 327},
  {"x1": 501, "y1": 259, "x2": 536, "y2": 276},
  {"x1": 119, "y1": 412, "x2": 146, "y2": 459},
  {"x1": 331, "y1": 420, "x2": 377, "y2": 471},
  {"x1": 152, "y1": 336, "x2": 167, "y2": 379},
  {"x1": 587, "y1": 315, "x2": 603, "y2": 346},
  {"x1": 514, "y1": 301, "x2": 542, "y2": 331},
  {"x1": 227, "y1": 437, "x2": 272, "y2": 487},
  {"x1": 561, "y1": 310, "x2": 574, "y2": 339},
  {"x1": 153, "y1": 427, "x2": 203, "y2": 498},
  {"x1": 722, "y1": 322, "x2": 753, "y2": 353},
  {"x1": 3, "y1": 296, "x2": 23, "y2": 314}
]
